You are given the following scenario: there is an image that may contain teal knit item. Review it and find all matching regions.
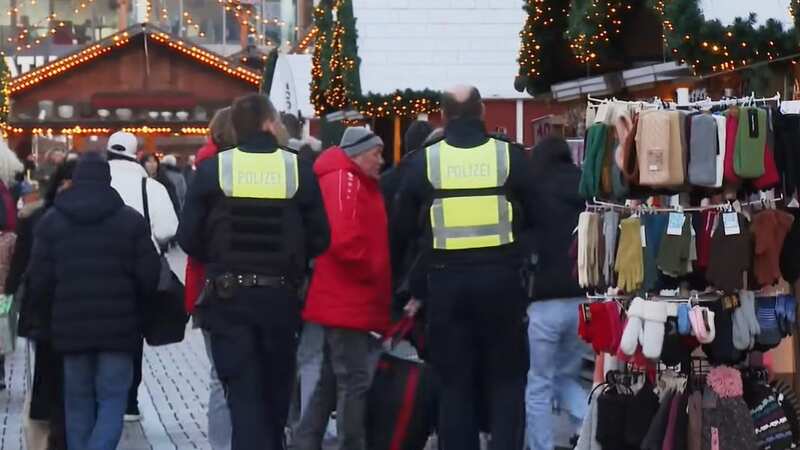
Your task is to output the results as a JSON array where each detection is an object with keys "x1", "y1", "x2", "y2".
[
  {"x1": 734, "y1": 107, "x2": 766, "y2": 178},
  {"x1": 579, "y1": 123, "x2": 608, "y2": 198}
]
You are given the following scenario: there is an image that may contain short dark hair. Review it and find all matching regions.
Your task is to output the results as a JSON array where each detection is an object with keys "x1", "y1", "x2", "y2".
[
  {"x1": 231, "y1": 94, "x2": 278, "y2": 142},
  {"x1": 441, "y1": 87, "x2": 483, "y2": 121},
  {"x1": 209, "y1": 107, "x2": 237, "y2": 149},
  {"x1": 45, "y1": 159, "x2": 77, "y2": 206}
]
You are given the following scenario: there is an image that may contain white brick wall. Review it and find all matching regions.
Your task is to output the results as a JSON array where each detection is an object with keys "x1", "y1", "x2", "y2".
[{"x1": 353, "y1": 0, "x2": 526, "y2": 99}]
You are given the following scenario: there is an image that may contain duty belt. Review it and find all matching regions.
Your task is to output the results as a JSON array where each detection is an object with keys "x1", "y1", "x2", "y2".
[{"x1": 213, "y1": 273, "x2": 290, "y2": 299}]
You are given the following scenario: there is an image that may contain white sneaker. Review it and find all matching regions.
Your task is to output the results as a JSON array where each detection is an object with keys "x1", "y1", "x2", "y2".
[{"x1": 124, "y1": 414, "x2": 142, "y2": 422}]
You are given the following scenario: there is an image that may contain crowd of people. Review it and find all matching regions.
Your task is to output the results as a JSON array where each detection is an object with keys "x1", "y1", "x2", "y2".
[{"x1": 0, "y1": 85, "x2": 590, "y2": 450}]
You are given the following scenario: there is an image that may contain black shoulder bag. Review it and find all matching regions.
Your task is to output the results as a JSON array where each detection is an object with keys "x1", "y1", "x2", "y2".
[{"x1": 141, "y1": 177, "x2": 188, "y2": 346}]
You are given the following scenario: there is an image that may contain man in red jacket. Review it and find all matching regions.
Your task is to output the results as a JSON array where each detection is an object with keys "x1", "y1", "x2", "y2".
[{"x1": 293, "y1": 127, "x2": 391, "y2": 450}]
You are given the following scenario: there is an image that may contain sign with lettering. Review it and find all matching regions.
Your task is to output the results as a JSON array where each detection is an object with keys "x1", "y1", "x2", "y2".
[
  {"x1": 4, "y1": 55, "x2": 60, "y2": 77},
  {"x1": 269, "y1": 54, "x2": 300, "y2": 116}
]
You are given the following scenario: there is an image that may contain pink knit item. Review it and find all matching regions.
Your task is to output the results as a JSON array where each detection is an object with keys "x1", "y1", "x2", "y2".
[{"x1": 707, "y1": 366, "x2": 743, "y2": 398}]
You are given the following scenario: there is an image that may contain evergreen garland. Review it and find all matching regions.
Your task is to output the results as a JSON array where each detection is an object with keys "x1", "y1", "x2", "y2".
[
  {"x1": 516, "y1": 0, "x2": 574, "y2": 95},
  {"x1": 0, "y1": 56, "x2": 9, "y2": 129},
  {"x1": 654, "y1": 0, "x2": 800, "y2": 74},
  {"x1": 311, "y1": 0, "x2": 439, "y2": 118},
  {"x1": 311, "y1": 0, "x2": 335, "y2": 115},
  {"x1": 519, "y1": 0, "x2": 800, "y2": 93},
  {"x1": 565, "y1": 0, "x2": 633, "y2": 65},
  {"x1": 337, "y1": 0, "x2": 361, "y2": 100}
]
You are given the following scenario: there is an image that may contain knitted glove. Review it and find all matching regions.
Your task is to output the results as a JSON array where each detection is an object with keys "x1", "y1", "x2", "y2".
[
  {"x1": 657, "y1": 214, "x2": 692, "y2": 277},
  {"x1": 615, "y1": 217, "x2": 644, "y2": 293},
  {"x1": 603, "y1": 210, "x2": 620, "y2": 286},
  {"x1": 578, "y1": 212, "x2": 593, "y2": 288},
  {"x1": 588, "y1": 213, "x2": 601, "y2": 287}
]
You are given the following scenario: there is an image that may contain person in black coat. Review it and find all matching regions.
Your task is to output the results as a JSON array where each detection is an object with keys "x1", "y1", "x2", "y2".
[
  {"x1": 381, "y1": 120, "x2": 434, "y2": 215},
  {"x1": 523, "y1": 137, "x2": 589, "y2": 450},
  {"x1": 380, "y1": 120, "x2": 435, "y2": 318},
  {"x1": 7, "y1": 159, "x2": 77, "y2": 450},
  {"x1": 27, "y1": 153, "x2": 160, "y2": 450}
]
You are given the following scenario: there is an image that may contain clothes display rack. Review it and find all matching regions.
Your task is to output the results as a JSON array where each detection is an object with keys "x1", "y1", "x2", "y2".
[{"x1": 574, "y1": 92, "x2": 800, "y2": 450}]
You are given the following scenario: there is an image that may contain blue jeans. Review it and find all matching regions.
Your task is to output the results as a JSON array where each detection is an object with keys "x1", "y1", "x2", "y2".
[
  {"x1": 203, "y1": 331, "x2": 232, "y2": 450},
  {"x1": 63, "y1": 352, "x2": 133, "y2": 450},
  {"x1": 526, "y1": 299, "x2": 588, "y2": 450}
]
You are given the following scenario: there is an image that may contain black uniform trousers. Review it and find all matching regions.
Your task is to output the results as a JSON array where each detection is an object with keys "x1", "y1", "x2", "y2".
[
  {"x1": 426, "y1": 264, "x2": 528, "y2": 450},
  {"x1": 202, "y1": 284, "x2": 300, "y2": 450}
]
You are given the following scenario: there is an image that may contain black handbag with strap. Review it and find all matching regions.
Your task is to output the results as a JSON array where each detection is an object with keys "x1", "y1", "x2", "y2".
[{"x1": 141, "y1": 177, "x2": 188, "y2": 346}]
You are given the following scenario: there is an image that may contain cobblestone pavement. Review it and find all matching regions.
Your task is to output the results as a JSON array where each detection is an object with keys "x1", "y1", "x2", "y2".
[
  {"x1": 0, "y1": 329, "x2": 215, "y2": 450},
  {"x1": 0, "y1": 329, "x2": 577, "y2": 450}
]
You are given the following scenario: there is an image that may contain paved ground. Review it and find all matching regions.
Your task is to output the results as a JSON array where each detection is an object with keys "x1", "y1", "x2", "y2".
[
  {"x1": 0, "y1": 328, "x2": 580, "y2": 450},
  {"x1": 0, "y1": 329, "x2": 215, "y2": 450}
]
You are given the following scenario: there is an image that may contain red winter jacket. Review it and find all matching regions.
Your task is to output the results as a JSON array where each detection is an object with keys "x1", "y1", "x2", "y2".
[
  {"x1": 303, "y1": 147, "x2": 392, "y2": 333},
  {"x1": 184, "y1": 139, "x2": 218, "y2": 313}
]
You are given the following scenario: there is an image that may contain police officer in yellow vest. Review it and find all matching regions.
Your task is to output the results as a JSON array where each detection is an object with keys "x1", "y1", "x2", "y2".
[
  {"x1": 391, "y1": 85, "x2": 537, "y2": 450},
  {"x1": 178, "y1": 94, "x2": 330, "y2": 450}
]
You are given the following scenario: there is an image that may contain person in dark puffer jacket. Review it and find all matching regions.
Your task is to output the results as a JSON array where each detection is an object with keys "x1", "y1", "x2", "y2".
[{"x1": 27, "y1": 152, "x2": 160, "y2": 450}]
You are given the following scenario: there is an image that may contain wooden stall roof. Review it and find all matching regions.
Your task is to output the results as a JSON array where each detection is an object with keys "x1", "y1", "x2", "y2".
[{"x1": 6, "y1": 23, "x2": 261, "y2": 133}]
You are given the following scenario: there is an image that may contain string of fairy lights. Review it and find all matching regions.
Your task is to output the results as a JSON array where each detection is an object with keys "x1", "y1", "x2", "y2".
[
  {"x1": 565, "y1": 0, "x2": 633, "y2": 66},
  {"x1": 653, "y1": 0, "x2": 800, "y2": 74},
  {"x1": 0, "y1": 26, "x2": 256, "y2": 137},
  {"x1": 7, "y1": 28, "x2": 261, "y2": 96},
  {"x1": 518, "y1": 0, "x2": 800, "y2": 93},
  {"x1": 3, "y1": 0, "x2": 296, "y2": 55},
  {"x1": 6, "y1": 126, "x2": 211, "y2": 137}
]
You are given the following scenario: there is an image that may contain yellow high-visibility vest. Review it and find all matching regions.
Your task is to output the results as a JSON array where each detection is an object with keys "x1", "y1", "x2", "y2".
[
  {"x1": 426, "y1": 138, "x2": 514, "y2": 250},
  {"x1": 218, "y1": 148, "x2": 299, "y2": 199}
]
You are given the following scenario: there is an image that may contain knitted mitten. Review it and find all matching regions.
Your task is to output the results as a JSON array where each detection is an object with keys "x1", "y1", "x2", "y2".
[
  {"x1": 620, "y1": 297, "x2": 646, "y2": 356},
  {"x1": 733, "y1": 291, "x2": 760, "y2": 350},
  {"x1": 640, "y1": 301, "x2": 668, "y2": 360},
  {"x1": 756, "y1": 297, "x2": 783, "y2": 350}
]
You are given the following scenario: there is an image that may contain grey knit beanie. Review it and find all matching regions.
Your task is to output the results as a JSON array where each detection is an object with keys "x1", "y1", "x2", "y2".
[{"x1": 340, "y1": 127, "x2": 384, "y2": 158}]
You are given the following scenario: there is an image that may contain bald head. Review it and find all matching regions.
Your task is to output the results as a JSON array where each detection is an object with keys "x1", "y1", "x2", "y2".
[{"x1": 442, "y1": 85, "x2": 483, "y2": 122}]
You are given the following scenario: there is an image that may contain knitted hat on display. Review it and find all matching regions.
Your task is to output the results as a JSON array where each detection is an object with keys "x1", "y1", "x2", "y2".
[
  {"x1": 702, "y1": 366, "x2": 759, "y2": 450},
  {"x1": 771, "y1": 379, "x2": 800, "y2": 443},
  {"x1": 743, "y1": 379, "x2": 794, "y2": 450}
]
